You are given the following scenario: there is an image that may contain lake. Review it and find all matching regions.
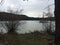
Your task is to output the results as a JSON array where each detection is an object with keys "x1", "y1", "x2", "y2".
[{"x1": 0, "y1": 21, "x2": 55, "y2": 34}]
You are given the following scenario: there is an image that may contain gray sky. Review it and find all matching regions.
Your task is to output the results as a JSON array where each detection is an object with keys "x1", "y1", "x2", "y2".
[{"x1": 0, "y1": 0, "x2": 54, "y2": 17}]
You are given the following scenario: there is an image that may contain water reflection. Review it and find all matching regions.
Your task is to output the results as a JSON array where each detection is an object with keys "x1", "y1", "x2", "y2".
[{"x1": 16, "y1": 21, "x2": 43, "y2": 34}]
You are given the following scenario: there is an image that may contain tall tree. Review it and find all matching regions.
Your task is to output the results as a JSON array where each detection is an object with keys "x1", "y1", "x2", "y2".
[{"x1": 55, "y1": 0, "x2": 60, "y2": 45}]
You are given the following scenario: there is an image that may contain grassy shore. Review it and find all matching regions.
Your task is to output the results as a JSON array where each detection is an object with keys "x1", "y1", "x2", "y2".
[{"x1": 0, "y1": 31, "x2": 55, "y2": 45}]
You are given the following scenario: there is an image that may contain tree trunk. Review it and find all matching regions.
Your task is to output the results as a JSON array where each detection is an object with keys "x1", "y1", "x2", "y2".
[
  {"x1": 55, "y1": 0, "x2": 60, "y2": 45},
  {"x1": 8, "y1": 21, "x2": 15, "y2": 33}
]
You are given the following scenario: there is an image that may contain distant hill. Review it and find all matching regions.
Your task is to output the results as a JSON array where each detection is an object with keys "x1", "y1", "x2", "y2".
[
  {"x1": 0, "y1": 12, "x2": 30, "y2": 21},
  {"x1": 0, "y1": 12, "x2": 55, "y2": 21}
]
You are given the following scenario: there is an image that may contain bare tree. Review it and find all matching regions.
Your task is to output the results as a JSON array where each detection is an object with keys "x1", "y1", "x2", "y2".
[
  {"x1": 5, "y1": 21, "x2": 20, "y2": 33},
  {"x1": 5, "y1": 7, "x2": 24, "y2": 33}
]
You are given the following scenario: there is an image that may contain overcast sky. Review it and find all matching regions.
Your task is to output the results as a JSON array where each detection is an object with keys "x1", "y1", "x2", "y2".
[{"x1": 0, "y1": 0, "x2": 54, "y2": 17}]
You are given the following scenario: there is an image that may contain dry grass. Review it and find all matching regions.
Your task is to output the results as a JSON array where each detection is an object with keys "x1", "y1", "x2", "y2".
[{"x1": 0, "y1": 31, "x2": 55, "y2": 45}]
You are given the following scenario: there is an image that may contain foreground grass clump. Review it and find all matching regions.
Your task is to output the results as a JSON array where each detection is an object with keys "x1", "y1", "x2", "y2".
[{"x1": 1, "y1": 31, "x2": 55, "y2": 45}]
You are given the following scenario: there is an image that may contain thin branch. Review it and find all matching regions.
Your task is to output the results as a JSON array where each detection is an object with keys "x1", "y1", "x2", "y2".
[{"x1": 0, "y1": 0, "x2": 4, "y2": 5}]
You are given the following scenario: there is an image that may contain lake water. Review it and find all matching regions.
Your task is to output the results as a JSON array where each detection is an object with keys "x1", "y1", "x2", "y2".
[{"x1": 0, "y1": 21, "x2": 55, "y2": 34}]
